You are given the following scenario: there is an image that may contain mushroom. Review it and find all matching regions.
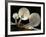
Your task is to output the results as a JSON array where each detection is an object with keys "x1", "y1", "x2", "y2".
[
  {"x1": 12, "y1": 13, "x2": 19, "y2": 24},
  {"x1": 23, "y1": 13, "x2": 41, "y2": 30}
]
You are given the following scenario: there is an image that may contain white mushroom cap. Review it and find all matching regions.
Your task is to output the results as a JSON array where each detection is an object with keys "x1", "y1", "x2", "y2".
[
  {"x1": 13, "y1": 13, "x2": 19, "y2": 19},
  {"x1": 18, "y1": 7, "x2": 30, "y2": 20}
]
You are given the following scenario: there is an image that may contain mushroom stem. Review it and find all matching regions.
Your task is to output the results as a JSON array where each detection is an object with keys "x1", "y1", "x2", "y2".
[
  {"x1": 15, "y1": 18, "x2": 17, "y2": 24},
  {"x1": 18, "y1": 18, "x2": 21, "y2": 26}
]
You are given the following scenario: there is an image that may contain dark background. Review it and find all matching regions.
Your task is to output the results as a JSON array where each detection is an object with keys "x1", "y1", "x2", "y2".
[{"x1": 11, "y1": 5, "x2": 41, "y2": 31}]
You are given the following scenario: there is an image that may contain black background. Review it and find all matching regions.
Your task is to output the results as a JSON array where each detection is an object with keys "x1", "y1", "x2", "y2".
[{"x1": 11, "y1": 5, "x2": 41, "y2": 31}]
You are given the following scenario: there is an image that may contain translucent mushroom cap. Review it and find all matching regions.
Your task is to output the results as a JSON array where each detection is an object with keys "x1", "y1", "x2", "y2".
[
  {"x1": 18, "y1": 7, "x2": 30, "y2": 20},
  {"x1": 29, "y1": 13, "x2": 41, "y2": 27}
]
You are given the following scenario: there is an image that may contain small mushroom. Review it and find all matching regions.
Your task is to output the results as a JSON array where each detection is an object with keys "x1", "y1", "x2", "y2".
[{"x1": 12, "y1": 13, "x2": 19, "y2": 24}]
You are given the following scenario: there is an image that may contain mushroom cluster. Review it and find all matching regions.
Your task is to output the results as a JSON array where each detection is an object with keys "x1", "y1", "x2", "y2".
[{"x1": 12, "y1": 7, "x2": 41, "y2": 30}]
